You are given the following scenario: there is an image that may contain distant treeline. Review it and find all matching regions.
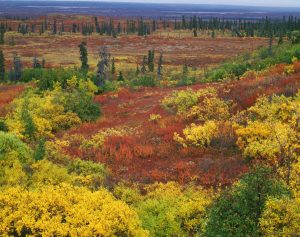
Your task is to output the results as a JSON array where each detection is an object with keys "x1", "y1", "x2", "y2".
[{"x1": 1, "y1": 15, "x2": 300, "y2": 38}]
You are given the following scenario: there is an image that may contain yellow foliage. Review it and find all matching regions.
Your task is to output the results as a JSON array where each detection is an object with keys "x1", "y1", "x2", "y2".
[
  {"x1": 137, "y1": 182, "x2": 213, "y2": 236},
  {"x1": 30, "y1": 159, "x2": 71, "y2": 187},
  {"x1": 187, "y1": 95, "x2": 231, "y2": 122},
  {"x1": 162, "y1": 87, "x2": 231, "y2": 122},
  {"x1": 0, "y1": 185, "x2": 148, "y2": 237},
  {"x1": 234, "y1": 92, "x2": 300, "y2": 184},
  {"x1": 148, "y1": 113, "x2": 162, "y2": 122},
  {"x1": 284, "y1": 65, "x2": 295, "y2": 75},
  {"x1": 161, "y1": 88, "x2": 199, "y2": 114},
  {"x1": 80, "y1": 127, "x2": 130, "y2": 149},
  {"x1": 260, "y1": 196, "x2": 300, "y2": 237},
  {"x1": 6, "y1": 91, "x2": 81, "y2": 140},
  {"x1": 174, "y1": 121, "x2": 218, "y2": 148}
]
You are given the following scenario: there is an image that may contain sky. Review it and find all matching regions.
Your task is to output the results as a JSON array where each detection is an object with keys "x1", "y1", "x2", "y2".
[{"x1": 33, "y1": 0, "x2": 300, "y2": 8}]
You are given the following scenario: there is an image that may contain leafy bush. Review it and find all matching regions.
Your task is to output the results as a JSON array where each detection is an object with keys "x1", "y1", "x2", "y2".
[
  {"x1": 130, "y1": 76, "x2": 156, "y2": 87},
  {"x1": 0, "y1": 185, "x2": 148, "y2": 237},
  {"x1": 205, "y1": 166, "x2": 290, "y2": 237},
  {"x1": 205, "y1": 43, "x2": 300, "y2": 82},
  {"x1": 21, "y1": 68, "x2": 91, "y2": 90},
  {"x1": 187, "y1": 88, "x2": 231, "y2": 122},
  {"x1": 68, "y1": 159, "x2": 108, "y2": 190},
  {"x1": 6, "y1": 90, "x2": 81, "y2": 140},
  {"x1": 260, "y1": 196, "x2": 300, "y2": 236},
  {"x1": 234, "y1": 92, "x2": 300, "y2": 183},
  {"x1": 0, "y1": 131, "x2": 33, "y2": 186},
  {"x1": 136, "y1": 182, "x2": 213, "y2": 237},
  {"x1": 161, "y1": 89, "x2": 199, "y2": 114},
  {"x1": 174, "y1": 121, "x2": 218, "y2": 148}
]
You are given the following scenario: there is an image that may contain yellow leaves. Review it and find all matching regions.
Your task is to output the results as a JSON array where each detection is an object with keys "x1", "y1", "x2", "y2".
[
  {"x1": 260, "y1": 196, "x2": 300, "y2": 237},
  {"x1": 148, "y1": 113, "x2": 162, "y2": 122},
  {"x1": 31, "y1": 160, "x2": 71, "y2": 187},
  {"x1": 80, "y1": 127, "x2": 130, "y2": 149},
  {"x1": 136, "y1": 182, "x2": 213, "y2": 236},
  {"x1": 187, "y1": 95, "x2": 231, "y2": 122},
  {"x1": 164, "y1": 87, "x2": 231, "y2": 149},
  {"x1": 161, "y1": 88, "x2": 199, "y2": 115},
  {"x1": 67, "y1": 75, "x2": 78, "y2": 89},
  {"x1": 5, "y1": 90, "x2": 81, "y2": 140},
  {"x1": 235, "y1": 92, "x2": 300, "y2": 165},
  {"x1": 0, "y1": 185, "x2": 148, "y2": 237},
  {"x1": 174, "y1": 121, "x2": 218, "y2": 148},
  {"x1": 284, "y1": 64, "x2": 295, "y2": 75}
]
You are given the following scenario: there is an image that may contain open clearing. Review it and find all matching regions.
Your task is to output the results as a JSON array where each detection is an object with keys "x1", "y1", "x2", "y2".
[{"x1": 2, "y1": 33, "x2": 268, "y2": 70}]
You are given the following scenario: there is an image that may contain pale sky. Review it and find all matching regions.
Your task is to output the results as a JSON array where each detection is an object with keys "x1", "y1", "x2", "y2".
[{"x1": 41, "y1": 0, "x2": 300, "y2": 8}]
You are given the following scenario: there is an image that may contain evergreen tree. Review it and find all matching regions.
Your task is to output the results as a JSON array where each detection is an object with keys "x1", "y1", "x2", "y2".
[
  {"x1": 117, "y1": 22, "x2": 122, "y2": 34},
  {"x1": 117, "y1": 71, "x2": 124, "y2": 81},
  {"x1": 183, "y1": 60, "x2": 188, "y2": 77},
  {"x1": 157, "y1": 52, "x2": 163, "y2": 77},
  {"x1": 11, "y1": 53, "x2": 22, "y2": 81},
  {"x1": 94, "y1": 16, "x2": 100, "y2": 34},
  {"x1": 0, "y1": 23, "x2": 5, "y2": 44},
  {"x1": 211, "y1": 30, "x2": 216, "y2": 38},
  {"x1": 97, "y1": 46, "x2": 111, "y2": 86},
  {"x1": 136, "y1": 64, "x2": 140, "y2": 75},
  {"x1": 111, "y1": 57, "x2": 116, "y2": 75},
  {"x1": 141, "y1": 55, "x2": 147, "y2": 74},
  {"x1": 78, "y1": 41, "x2": 89, "y2": 72},
  {"x1": 0, "y1": 50, "x2": 5, "y2": 81},
  {"x1": 42, "y1": 58, "x2": 46, "y2": 68},
  {"x1": 32, "y1": 56, "x2": 41, "y2": 69},
  {"x1": 193, "y1": 28, "x2": 197, "y2": 37},
  {"x1": 21, "y1": 97, "x2": 36, "y2": 141},
  {"x1": 147, "y1": 49, "x2": 155, "y2": 72},
  {"x1": 268, "y1": 34, "x2": 273, "y2": 56},
  {"x1": 53, "y1": 19, "x2": 57, "y2": 34}
]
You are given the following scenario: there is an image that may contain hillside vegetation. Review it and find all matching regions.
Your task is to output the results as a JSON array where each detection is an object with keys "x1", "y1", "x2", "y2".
[{"x1": 0, "y1": 15, "x2": 299, "y2": 236}]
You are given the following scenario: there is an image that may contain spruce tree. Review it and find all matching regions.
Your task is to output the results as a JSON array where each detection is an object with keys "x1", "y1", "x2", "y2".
[
  {"x1": 147, "y1": 49, "x2": 155, "y2": 72},
  {"x1": 53, "y1": 19, "x2": 57, "y2": 34},
  {"x1": 42, "y1": 58, "x2": 46, "y2": 68},
  {"x1": 94, "y1": 16, "x2": 100, "y2": 34},
  {"x1": 193, "y1": 28, "x2": 197, "y2": 37},
  {"x1": 0, "y1": 23, "x2": 5, "y2": 44},
  {"x1": 78, "y1": 41, "x2": 89, "y2": 72},
  {"x1": 183, "y1": 60, "x2": 188, "y2": 77},
  {"x1": 157, "y1": 52, "x2": 163, "y2": 77},
  {"x1": 136, "y1": 65, "x2": 140, "y2": 75},
  {"x1": 141, "y1": 56, "x2": 147, "y2": 74},
  {"x1": 117, "y1": 71, "x2": 124, "y2": 81},
  {"x1": 32, "y1": 56, "x2": 41, "y2": 69},
  {"x1": 111, "y1": 57, "x2": 116, "y2": 75},
  {"x1": 0, "y1": 50, "x2": 5, "y2": 81},
  {"x1": 97, "y1": 46, "x2": 111, "y2": 86},
  {"x1": 11, "y1": 53, "x2": 22, "y2": 81}
]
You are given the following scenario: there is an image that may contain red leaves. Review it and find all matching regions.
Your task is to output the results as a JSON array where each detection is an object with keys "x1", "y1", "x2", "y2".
[
  {"x1": 0, "y1": 84, "x2": 25, "y2": 116},
  {"x1": 61, "y1": 86, "x2": 251, "y2": 185}
]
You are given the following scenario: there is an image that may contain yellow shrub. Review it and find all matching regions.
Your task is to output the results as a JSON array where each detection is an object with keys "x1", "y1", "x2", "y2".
[
  {"x1": 284, "y1": 64, "x2": 295, "y2": 75},
  {"x1": 260, "y1": 197, "x2": 300, "y2": 237},
  {"x1": 80, "y1": 127, "x2": 129, "y2": 149},
  {"x1": 137, "y1": 182, "x2": 213, "y2": 236},
  {"x1": 234, "y1": 92, "x2": 300, "y2": 184},
  {"x1": 0, "y1": 185, "x2": 148, "y2": 237},
  {"x1": 161, "y1": 89, "x2": 199, "y2": 115},
  {"x1": 174, "y1": 121, "x2": 218, "y2": 148},
  {"x1": 6, "y1": 92, "x2": 81, "y2": 140},
  {"x1": 188, "y1": 96, "x2": 231, "y2": 122},
  {"x1": 149, "y1": 113, "x2": 162, "y2": 122}
]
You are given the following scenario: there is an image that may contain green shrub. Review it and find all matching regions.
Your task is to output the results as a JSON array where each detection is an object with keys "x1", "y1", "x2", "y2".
[
  {"x1": 205, "y1": 166, "x2": 290, "y2": 237},
  {"x1": 130, "y1": 76, "x2": 156, "y2": 87}
]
